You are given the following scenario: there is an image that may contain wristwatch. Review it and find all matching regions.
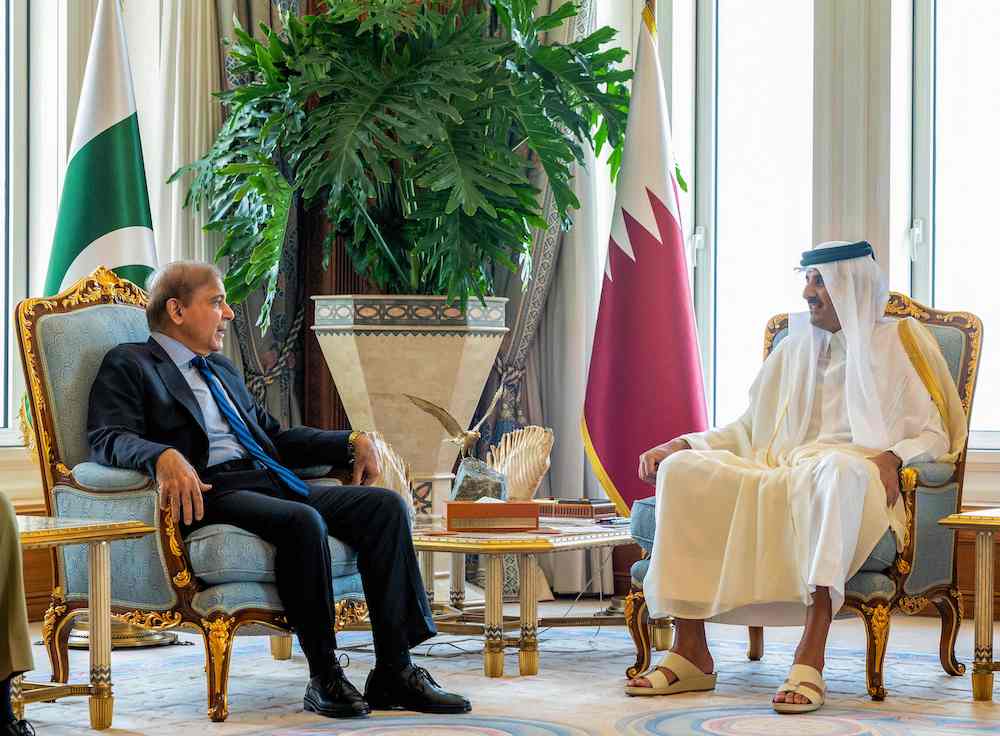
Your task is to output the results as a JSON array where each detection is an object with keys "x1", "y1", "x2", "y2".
[{"x1": 347, "y1": 430, "x2": 363, "y2": 465}]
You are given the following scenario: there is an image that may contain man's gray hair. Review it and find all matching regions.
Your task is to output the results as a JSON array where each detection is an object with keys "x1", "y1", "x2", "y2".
[{"x1": 145, "y1": 261, "x2": 223, "y2": 332}]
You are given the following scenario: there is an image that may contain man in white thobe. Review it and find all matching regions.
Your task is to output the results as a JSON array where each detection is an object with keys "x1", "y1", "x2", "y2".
[{"x1": 625, "y1": 241, "x2": 965, "y2": 713}]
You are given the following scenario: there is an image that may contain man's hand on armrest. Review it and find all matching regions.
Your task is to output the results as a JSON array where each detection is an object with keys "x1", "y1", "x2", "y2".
[
  {"x1": 638, "y1": 438, "x2": 691, "y2": 486},
  {"x1": 155, "y1": 449, "x2": 212, "y2": 525},
  {"x1": 351, "y1": 433, "x2": 382, "y2": 486},
  {"x1": 869, "y1": 450, "x2": 903, "y2": 508}
]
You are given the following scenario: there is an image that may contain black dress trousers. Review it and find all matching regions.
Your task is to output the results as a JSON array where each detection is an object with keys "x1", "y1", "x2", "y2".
[{"x1": 186, "y1": 468, "x2": 436, "y2": 674}]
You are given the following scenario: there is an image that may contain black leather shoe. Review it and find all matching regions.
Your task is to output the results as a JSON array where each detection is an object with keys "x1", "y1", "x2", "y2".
[
  {"x1": 303, "y1": 663, "x2": 370, "y2": 719},
  {"x1": 1, "y1": 719, "x2": 36, "y2": 736},
  {"x1": 364, "y1": 664, "x2": 471, "y2": 714}
]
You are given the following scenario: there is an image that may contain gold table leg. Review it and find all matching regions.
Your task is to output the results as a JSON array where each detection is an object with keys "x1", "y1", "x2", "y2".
[
  {"x1": 270, "y1": 634, "x2": 293, "y2": 660},
  {"x1": 10, "y1": 675, "x2": 23, "y2": 721},
  {"x1": 88, "y1": 541, "x2": 113, "y2": 729},
  {"x1": 973, "y1": 530, "x2": 995, "y2": 702},
  {"x1": 450, "y1": 553, "x2": 466, "y2": 609},
  {"x1": 420, "y1": 550, "x2": 435, "y2": 604},
  {"x1": 484, "y1": 555, "x2": 504, "y2": 677},
  {"x1": 518, "y1": 553, "x2": 539, "y2": 676}
]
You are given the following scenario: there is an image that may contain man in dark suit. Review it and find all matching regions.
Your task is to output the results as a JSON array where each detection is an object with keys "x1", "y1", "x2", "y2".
[{"x1": 87, "y1": 261, "x2": 469, "y2": 719}]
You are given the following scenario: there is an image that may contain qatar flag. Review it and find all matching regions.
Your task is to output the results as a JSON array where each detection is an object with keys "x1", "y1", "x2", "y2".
[{"x1": 581, "y1": 3, "x2": 707, "y2": 515}]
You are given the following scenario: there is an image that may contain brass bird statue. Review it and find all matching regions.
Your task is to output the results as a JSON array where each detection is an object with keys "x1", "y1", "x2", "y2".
[{"x1": 404, "y1": 385, "x2": 505, "y2": 457}]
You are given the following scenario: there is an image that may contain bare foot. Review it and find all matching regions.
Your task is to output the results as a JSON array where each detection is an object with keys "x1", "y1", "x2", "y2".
[{"x1": 627, "y1": 647, "x2": 714, "y2": 688}]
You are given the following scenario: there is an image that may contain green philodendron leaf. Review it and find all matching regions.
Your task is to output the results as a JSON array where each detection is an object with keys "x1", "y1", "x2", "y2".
[
  {"x1": 173, "y1": 0, "x2": 631, "y2": 316},
  {"x1": 675, "y1": 163, "x2": 689, "y2": 193}
]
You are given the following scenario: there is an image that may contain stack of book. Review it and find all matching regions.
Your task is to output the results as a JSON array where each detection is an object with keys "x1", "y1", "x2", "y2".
[{"x1": 532, "y1": 497, "x2": 618, "y2": 523}]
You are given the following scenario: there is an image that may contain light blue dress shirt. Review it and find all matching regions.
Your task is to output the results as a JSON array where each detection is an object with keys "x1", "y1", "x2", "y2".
[{"x1": 151, "y1": 332, "x2": 247, "y2": 466}]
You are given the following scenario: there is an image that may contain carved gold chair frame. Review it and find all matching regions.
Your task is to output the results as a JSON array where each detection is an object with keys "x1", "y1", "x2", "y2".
[
  {"x1": 624, "y1": 291, "x2": 983, "y2": 701},
  {"x1": 17, "y1": 267, "x2": 369, "y2": 722}
]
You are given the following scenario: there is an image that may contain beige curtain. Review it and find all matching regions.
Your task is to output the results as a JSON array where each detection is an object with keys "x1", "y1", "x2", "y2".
[
  {"x1": 216, "y1": 1, "x2": 306, "y2": 426},
  {"x1": 529, "y1": 0, "x2": 648, "y2": 595},
  {"x1": 156, "y1": 1, "x2": 237, "y2": 364},
  {"x1": 157, "y1": 1, "x2": 303, "y2": 419}
]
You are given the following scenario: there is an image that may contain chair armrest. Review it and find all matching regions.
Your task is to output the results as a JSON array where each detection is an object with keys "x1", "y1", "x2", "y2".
[
  {"x1": 71, "y1": 462, "x2": 154, "y2": 492},
  {"x1": 900, "y1": 462, "x2": 956, "y2": 491}
]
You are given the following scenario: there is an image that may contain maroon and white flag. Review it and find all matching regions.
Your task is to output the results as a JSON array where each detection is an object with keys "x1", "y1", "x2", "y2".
[{"x1": 582, "y1": 5, "x2": 707, "y2": 514}]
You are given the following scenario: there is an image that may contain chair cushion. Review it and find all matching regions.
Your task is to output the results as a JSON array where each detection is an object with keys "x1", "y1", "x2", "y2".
[
  {"x1": 859, "y1": 530, "x2": 897, "y2": 572},
  {"x1": 631, "y1": 558, "x2": 649, "y2": 586},
  {"x1": 185, "y1": 524, "x2": 358, "y2": 585},
  {"x1": 629, "y1": 506, "x2": 896, "y2": 580},
  {"x1": 191, "y1": 578, "x2": 366, "y2": 619},
  {"x1": 845, "y1": 571, "x2": 896, "y2": 602},
  {"x1": 630, "y1": 496, "x2": 656, "y2": 551}
]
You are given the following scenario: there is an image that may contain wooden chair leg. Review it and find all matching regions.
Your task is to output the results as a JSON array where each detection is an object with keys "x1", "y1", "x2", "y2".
[
  {"x1": 42, "y1": 599, "x2": 81, "y2": 685},
  {"x1": 625, "y1": 588, "x2": 652, "y2": 680},
  {"x1": 201, "y1": 616, "x2": 237, "y2": 722},
  {"x1": 858, "y1": 602, "x2": 891, "y2": 700},
  {"x1": 270, "y1": 634, "x2": 293, "y2": 661},
  {"x1": 747, "y1": 625, "x2": 764, "y2": 661},
  {"x1": 931, "y1": 588, "x2": 966, "y2": 676}
]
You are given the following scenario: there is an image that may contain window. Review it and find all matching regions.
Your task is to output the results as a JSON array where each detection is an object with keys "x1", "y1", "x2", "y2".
[
  {"x1": 2, "y1": 0, "x2": 28, "y2": 447},
  {"x1": 913, "y1": 0, "x2": 1000, "y2": 448},
  {"x1": 696, "y1": 0, "x2": 814, "y2": 425}
]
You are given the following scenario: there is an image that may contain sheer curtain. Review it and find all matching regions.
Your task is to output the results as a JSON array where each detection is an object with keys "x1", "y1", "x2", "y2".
[
  {"x1": 529, "y1": 1, "x2": 646, "y2": 595},
  {"x1": 157, "y1": 1, "x2": 304, "y2": 418}
]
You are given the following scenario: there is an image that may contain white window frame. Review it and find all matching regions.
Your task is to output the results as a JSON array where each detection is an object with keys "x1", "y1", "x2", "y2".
[
  {"x1": 692, "y1": 0, "x2": 718, "y2": 422},
  {"x1": 1, "y1": 0, "x2": 29, "y2": 448},
  {"x1": 911, "y1": 0, "x2": 999, "y2": 451}
]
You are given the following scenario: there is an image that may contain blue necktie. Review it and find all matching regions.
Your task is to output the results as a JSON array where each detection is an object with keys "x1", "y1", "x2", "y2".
[{"x1": 191, "y1": 355, "x2": 309, "y2": 497}]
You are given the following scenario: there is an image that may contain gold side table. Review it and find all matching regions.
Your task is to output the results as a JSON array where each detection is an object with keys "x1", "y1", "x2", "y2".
[
  {"x1": 940, "y1": 508, "x2": 1000, "y2": 701},
  {"x1": 13, "y1": 516, "x2": 155, "y2": 730},
  {"x1": 412, "y1": 521, "x2": 634, "y2": 678}
]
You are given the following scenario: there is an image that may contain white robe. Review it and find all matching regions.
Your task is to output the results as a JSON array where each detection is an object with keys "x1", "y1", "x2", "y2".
[{"x1": 644, "y1": 318, "x2": 963, "y2": 625}]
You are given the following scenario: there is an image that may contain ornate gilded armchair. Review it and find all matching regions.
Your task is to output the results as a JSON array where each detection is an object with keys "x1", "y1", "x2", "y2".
[
  {"x1": 16, "y1": 268, "x2": 384, "y2": 722},
  {"x1": 625, "y1": 292, "x2": 982, "y2": 700}
]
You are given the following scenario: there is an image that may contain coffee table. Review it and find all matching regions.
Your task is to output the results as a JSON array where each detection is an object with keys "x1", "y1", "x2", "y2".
[
  {"x1": 410, "y1": 521, "x2": 633, "y2": 677},
  {"x1": 939, "y1": 508, "x2": 1000, "y2": 701},
  {"x1": 13, "y1": 515, "x2": 155, "y2": 729}
]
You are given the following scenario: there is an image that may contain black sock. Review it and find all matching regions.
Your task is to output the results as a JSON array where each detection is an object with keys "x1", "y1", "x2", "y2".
[
  {"x1": 1, "y1": 675, "x2": 14, "y2": 722},
  {"x1": 376, "y1": 652, "x2": 412, "y2": 673}
]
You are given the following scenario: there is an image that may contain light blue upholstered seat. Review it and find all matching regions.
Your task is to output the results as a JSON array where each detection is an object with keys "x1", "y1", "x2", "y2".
[
  {"x1": 623, "y1": 294, "x2": 981, "y2": 701},
  {"x1": 185, "y1": 522, "x2": 359, "y2": 584}
]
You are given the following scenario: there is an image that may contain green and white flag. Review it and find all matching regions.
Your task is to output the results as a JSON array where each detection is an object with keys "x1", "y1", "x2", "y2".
[{"x1": 44, "y1": 0, "x2": 156, "y2": 296}]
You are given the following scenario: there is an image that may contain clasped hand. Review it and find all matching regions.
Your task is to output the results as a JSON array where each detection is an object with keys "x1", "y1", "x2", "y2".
[
  {"x1": 638, "y1": 438, "x2": 691, "y2": 485},
  {"x1": 869, "y1": 450, "x2": 903, "y2": 508}
]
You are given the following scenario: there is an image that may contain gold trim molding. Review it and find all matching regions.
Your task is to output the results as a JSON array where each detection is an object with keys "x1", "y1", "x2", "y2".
[{"x1": 113, "y1": 610, "x2": 182, "y2": 631}]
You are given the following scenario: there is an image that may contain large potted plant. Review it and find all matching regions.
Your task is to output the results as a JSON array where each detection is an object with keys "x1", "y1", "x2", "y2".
[{"x1": 174, "y1": 0, "x2": 630, "y2": 511}]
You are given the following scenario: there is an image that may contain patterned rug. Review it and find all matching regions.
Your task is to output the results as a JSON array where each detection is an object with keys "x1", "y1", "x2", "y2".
[{"x1": 18, "y1": 619, "x2": 1000, "y2": 735}]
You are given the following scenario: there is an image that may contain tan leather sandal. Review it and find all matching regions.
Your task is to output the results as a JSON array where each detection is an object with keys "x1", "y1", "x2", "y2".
[
  {"x1": 772, "y1": 663, "x2": 826, "y2": 714},
  {"x1": 624, "y1": 651, "x2": 717, "y2": 696}
]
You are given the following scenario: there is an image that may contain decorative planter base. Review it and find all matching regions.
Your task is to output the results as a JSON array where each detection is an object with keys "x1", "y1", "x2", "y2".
[{"x1": 312, "y1": 295, "x2": 508, "y2": 524}]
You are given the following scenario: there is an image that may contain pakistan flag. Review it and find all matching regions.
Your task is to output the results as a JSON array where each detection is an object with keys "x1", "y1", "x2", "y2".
[{"x1": 44, "y1": 0, "x2": 156, "y2": 296}]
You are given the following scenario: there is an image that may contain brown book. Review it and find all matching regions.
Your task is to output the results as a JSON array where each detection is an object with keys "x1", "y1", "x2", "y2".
[
  {"x1": 532, "y1": 498, "x2": 617, "y2": 520},
  {"x1": 445, "y1": 501, "x2": 540, "y2": 532}
]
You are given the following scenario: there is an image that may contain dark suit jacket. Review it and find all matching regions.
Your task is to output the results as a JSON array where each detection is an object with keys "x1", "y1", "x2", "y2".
[{"x1": 87, "y1": 337, "x2": 349, "y2": 479}]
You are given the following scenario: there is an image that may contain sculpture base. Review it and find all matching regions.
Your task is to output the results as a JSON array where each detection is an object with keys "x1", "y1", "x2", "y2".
[{"x1": 68, "y1": 617, "x2": 178, "y2": 650}]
